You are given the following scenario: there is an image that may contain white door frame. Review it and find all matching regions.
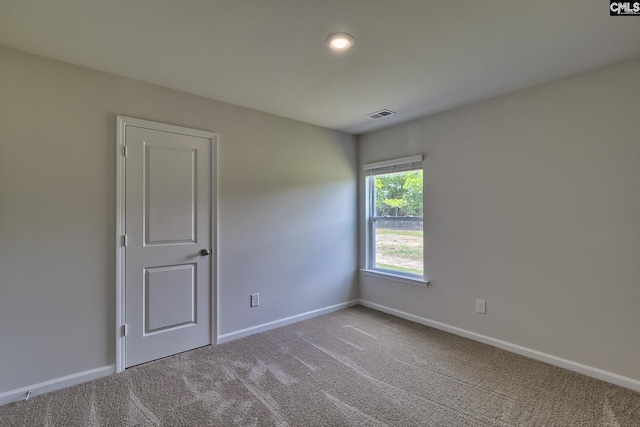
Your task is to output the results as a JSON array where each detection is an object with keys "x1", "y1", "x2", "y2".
[{"x1": 115, "y1": 115, "x2": 218, "y2": 373}]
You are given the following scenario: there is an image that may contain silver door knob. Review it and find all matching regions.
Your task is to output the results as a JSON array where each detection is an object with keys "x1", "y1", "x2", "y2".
[{"x1": 200, "y1": 249, "x2": 211, "y2": 256}]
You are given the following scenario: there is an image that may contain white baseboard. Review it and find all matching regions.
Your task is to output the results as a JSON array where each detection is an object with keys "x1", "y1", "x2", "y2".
[
  {"x1": 0, "y1": 365, "x2": 115, "y2": 406},
  {"x1": 359, "y1": 300, "x2": 640, "y2": 393},
  {"x1": 218, "y1": 300, "x2": 359, "y2": 344}
]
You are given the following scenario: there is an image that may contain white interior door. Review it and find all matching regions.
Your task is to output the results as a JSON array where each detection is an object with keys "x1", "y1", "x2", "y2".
[{"x1": 122, "y1": 120, "x2": 214, "y2": 368}]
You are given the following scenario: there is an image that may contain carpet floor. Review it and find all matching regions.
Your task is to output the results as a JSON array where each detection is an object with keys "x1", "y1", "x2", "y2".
[{"x1": 1, "y1": 306, "x2": 639, "y2": 426}]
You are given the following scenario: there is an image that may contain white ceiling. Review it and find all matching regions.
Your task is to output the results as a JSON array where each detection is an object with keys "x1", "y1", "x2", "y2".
[{"x1": 1, "y1": 0, "x2": 639, "y2": 134}]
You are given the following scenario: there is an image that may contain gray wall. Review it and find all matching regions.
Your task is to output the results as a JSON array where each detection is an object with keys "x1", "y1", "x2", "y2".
[
  {"x1": 358, "y1": 58, "x2": 640, "y2": 381},
  {"x1": 0, "y1": 46, "x2": 358, "y2": 393}
]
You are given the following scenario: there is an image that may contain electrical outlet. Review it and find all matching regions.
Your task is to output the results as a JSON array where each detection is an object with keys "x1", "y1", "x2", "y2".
[
  {"x1": 250, "y1": 293, "x2": 259, "y2": 307},
  {"x1": 476, "y1": 299, "x2": 486, "y2": 314}
]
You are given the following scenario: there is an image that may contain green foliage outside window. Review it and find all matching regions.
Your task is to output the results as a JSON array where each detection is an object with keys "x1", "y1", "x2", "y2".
[{"x1": 374, "y1": 171, "x2": 423, "y2": 216}]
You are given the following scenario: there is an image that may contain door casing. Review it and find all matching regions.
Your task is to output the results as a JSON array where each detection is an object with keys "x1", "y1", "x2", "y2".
[{"x1": 115, "y1": 115, "x2": 218, "y2": 373}]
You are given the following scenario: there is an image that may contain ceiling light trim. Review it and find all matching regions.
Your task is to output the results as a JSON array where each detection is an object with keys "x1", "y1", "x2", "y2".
[{"x1": 326, "y1": 32, "x2": 355, "y2": 51}]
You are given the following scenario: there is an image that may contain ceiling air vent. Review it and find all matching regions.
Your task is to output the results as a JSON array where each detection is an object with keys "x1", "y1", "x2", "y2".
[{"x1": 366, "y1": 109, "x2": 396, "y2": 120}]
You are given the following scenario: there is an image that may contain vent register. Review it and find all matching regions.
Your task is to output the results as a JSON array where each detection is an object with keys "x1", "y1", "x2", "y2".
[{"x1": 366, "y1": 109, "x2": 396, "y2": 120}]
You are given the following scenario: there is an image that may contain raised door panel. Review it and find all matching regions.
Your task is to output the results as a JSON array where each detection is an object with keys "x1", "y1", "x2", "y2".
[{"x1": 145, "y1": 144, "x2": 197, "y2": 245}]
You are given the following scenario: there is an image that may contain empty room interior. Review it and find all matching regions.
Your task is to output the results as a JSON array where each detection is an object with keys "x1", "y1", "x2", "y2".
[{"x1": 1, "y1": 0, "x2": 640, "y2": 425}]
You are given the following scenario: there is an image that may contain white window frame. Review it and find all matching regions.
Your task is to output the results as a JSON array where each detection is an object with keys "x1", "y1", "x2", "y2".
[{"x1": 362, "y1": 155, "x2": 429, "y2": 287}]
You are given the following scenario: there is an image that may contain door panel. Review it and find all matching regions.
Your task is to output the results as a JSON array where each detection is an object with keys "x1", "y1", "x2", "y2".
[
  {"x1": 125, "y1": 125, "x2": 211, "y2": 368},
  {"x1": 145, "y1": 144, "x2": 196, "y2": 245},
  {"x1": 144, "y1": 264, "x2": 196, "y2": 333}
]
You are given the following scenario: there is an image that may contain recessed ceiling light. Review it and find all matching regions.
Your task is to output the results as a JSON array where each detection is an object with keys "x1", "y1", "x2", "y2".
[{"x1": 326, "y1": 32, "x2": 355, "y2": 51}]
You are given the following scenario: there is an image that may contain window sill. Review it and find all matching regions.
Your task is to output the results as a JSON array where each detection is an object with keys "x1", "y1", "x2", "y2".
[{"x1": 360, "y1": 269, "x2": 430, "y2": 288}]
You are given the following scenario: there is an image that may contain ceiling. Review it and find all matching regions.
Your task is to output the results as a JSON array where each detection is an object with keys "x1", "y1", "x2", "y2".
[{"x1": 1, "y1": 1, "x2": 639, "y2": 135}]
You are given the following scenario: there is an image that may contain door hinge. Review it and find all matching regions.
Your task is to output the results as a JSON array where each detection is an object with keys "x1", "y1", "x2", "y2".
[
  {"x1": 122, "y1": 235, "x2": 128, "y2": 247},
  {"x1": 122, "y1": 145, "x2": 128, "y2": 157},
  {"x1": 122, "y1": 324, "x2": 128, "y2": 336}
]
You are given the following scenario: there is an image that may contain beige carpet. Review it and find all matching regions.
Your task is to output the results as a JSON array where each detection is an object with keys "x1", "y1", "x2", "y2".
[{"x1": 1, "y1": 306, "x2": 639, "y2": 426}]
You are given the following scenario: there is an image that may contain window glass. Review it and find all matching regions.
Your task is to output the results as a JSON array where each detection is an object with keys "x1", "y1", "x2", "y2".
[{"x1": 369, "y1": 170, "x2": 423, "y2": 277}]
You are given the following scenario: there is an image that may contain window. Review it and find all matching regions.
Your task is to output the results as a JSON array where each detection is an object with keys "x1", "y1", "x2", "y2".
[{"x1": 364, "y1": 155, "x2": 424, "y2": 281}]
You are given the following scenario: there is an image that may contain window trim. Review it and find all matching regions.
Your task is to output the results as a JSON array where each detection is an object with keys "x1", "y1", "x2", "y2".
[
  {"x1": 364, "y1": 155, "x2": 426, "y2": 282},
  {"x1": 360, "y1": 269, "x2": 430, "y2": 287}
]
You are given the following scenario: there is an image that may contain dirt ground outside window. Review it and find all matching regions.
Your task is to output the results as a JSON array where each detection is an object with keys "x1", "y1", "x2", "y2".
[{"x1": 375, "y1": 228, "x2": 423, "y2": 275}]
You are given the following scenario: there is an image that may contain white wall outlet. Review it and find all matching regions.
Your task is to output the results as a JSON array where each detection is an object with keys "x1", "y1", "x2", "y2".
[
  {"x1": 476, "y1": 299, "x2": 486, "y2": 314},
  {"x1": 250, "y1": 293, "x2": 259, "y2": 307}
]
